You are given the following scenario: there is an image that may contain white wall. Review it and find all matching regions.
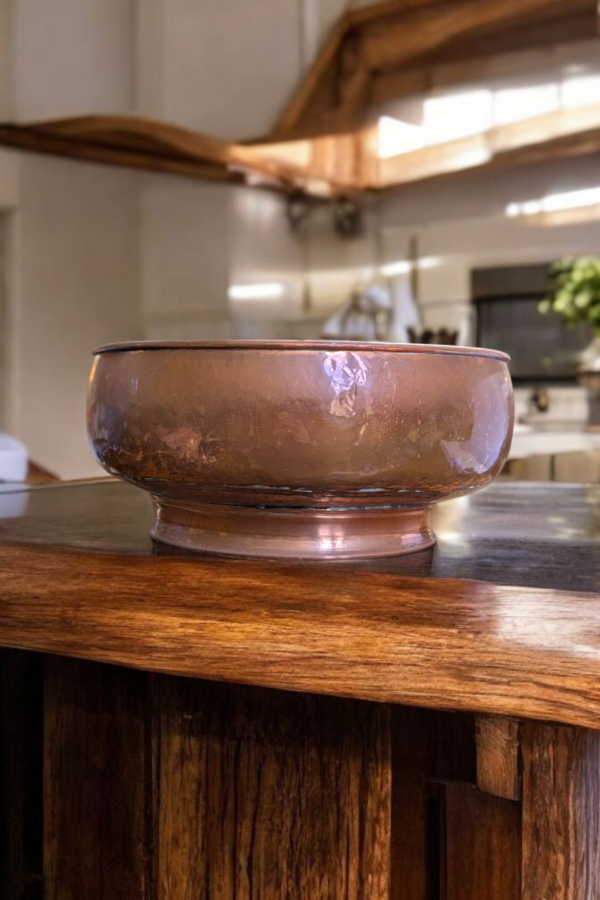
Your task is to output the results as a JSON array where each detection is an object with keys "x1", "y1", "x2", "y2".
[
  {"x1": 166, "y1": 0, "x2": 302, "y2": 140},
  {"x1": 140, "y1": 154, "x2": 600, "y2": 352},
  {"x1": 137, "y1": 0, "x2": 301, "y2": 140},
  {"x1": 141, "y1": 177, "x2": 231, "y2": 338},
  {"x1": 0, "y1": 0, "x2": 144, "y2": 478},
  {"x1": 11, "y1": 0, "x2": 136, "y2": 121},
  {"x1": 141, "y1": 175, "x2": 306, "y2": 340},
  {"x1": 380, "y1": 155, "x2": 600, "y2": 231},
  {"x1": 3, "y1": 0, "x2": 380, "y2": 136},
  {"x1": 136, "y1": 0, "x2": 382, "y2": 140},
  {"x1": 0, "y1": 148, "x2": 19, "y2": 211},
  {"x1": 303, "y1": 202, "x2": 382, "y2": 320},
  {"x1": 140, "y1": 176, "x2": 388, "y2": 344},
  {"x1": 0, "y1": 0, "x2": 13, "y2": 120},
  {"x1": 0, "y1": 149, "x2": 19, "y2": 434},
  {"x1": 7, "y1": 156, "x2": 141, "y2": 478},
  {"x1": 0, "y1": 216, "x2": 8, "y2": 429}
]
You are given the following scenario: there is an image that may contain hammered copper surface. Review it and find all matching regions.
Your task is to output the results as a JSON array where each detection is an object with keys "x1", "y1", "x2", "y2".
[{"x1": 87, "y1": 341, "x2": 513, "y2": 558}]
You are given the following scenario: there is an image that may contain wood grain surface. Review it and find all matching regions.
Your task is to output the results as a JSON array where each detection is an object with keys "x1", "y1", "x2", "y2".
[
  {"x1": 25, "y1": 651, "x2": 600, "y2": 900},
  {"x1": 44, "y1": 657, "x2": 152, "y2": 900},
  {"x1": 1, "y1": 539, "x2": 600, "y2": 728},
  {"x1": 43, "y1": 657, "x2": 391, "y2": 900},
  {"x1": 521, "y1": 722, "x2": 600, "y2": 900},
  {"x1": 1, "y1": 480, "x2": 600, "y2": 728},
  {"x1": 445, "y1": 782, "x2": 521, "y2": 900},
  {"x1": 4, "y1": 481, "x2": 600, "y2": 898},
  {"x1": 390, "y1": 707, "x2": 475, "y2": 900},
  {"x1": 476, "y1": 716, "x2": 521, "y2": 800},
  {"x1": 156, "y1": 678, "x2": 391, "y2": 900}
]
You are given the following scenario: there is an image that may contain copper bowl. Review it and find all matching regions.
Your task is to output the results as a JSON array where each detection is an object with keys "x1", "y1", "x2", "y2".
[{"x1": 87, "y1": 340, "x2": 513, "y2": 559}]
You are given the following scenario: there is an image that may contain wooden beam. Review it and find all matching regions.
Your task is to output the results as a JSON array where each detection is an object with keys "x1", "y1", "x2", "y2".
[
  {"x1": 4, "y1": 70, "x2": 600, "y2": 197},
  {"x1": 247, "y1": 102, "x2": 600, "y2": 196},
  {"x1": 273, "y1": 16, "x2": 349, "y2": 138},
  {"x1": 524, "y1": 203, "x2": 600, "y2": 228},
  {"x1": 272, "y1": 0, "x2": 596, "y2": 140},
  {"x1": 0, "y1": 117, "x2": 339, "y2": 196},
  {"x1": 37, "y1": 115, "x2": 322, "y2": 189},
  {"x1": 260, "y1": 100, "x2": 600, "y2": 192},
  {"x1": 233, "y1": 133, "x2": 361, "y2": 192},
  {"x1": 36, "y1": 114, "x2": 232, "y2": 164},
  {"x1": 273, "y1": 0, "x2": 445, "y2": 137},
  {"x1": 4, "y1": 97, "x2": 600, "y2": 199},
  {"x1": 490, "y1": 102, "x2": 600, "y2": 157},
  {"x1": 372, "y1": 23, "x2": 598, "y2": 106},
  {"x1": 361, "y1": 0, "x2": 591, "y2": 73},
  {"x1": 0, "y1": 124, "x2": 232, "y2": 183},
  {"x1": 377, "y1": 133, "x2": 492, "y2": 188}
]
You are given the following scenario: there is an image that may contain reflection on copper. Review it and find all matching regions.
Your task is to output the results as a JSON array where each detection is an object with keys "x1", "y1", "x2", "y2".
[{"x1": 87, "y1": 340, "x2": 513, "y2": 559}]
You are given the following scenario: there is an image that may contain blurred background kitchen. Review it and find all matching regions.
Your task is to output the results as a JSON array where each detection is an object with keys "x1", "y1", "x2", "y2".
[{"x1": 1, "y1": 0, "x2": 600, "y2": 483}]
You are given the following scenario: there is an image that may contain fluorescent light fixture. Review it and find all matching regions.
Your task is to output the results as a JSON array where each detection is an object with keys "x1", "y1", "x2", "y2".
[
  {"x1": 228, "y1": 282, "x2": 285, "y2": 301},
  {"x1": 494, "y1": 83, "x2": 559, "y2": 126},
  {"x1": 522, "y1": 200, "x2": 543, "y2": 216},
  {"x1": 543, "y1": 187, "x2": 600, "y2": 212},
  {"x1": 380, "y1": 260, "x2": 412, "y2": 277},
  {"x1": 423, "y1": 90, "x2": 492, "y2": 145},
  {"x1": 505, "y1": 186, "x2": 600, "y2": 218},
  {"x1": 378, "y1": 115, "x2": 424, "y2": 158},
  {"x1": 418, "y1": 255, "x2": 442, "y2": 270},
  {"x1": 380, "y1": 257, "x2": 443, "y2": 277}
]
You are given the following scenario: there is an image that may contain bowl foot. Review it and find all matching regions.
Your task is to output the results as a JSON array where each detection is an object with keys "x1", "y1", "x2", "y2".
[{"x1": 150, "y1": 497, "x2": 436, "y2": 560}]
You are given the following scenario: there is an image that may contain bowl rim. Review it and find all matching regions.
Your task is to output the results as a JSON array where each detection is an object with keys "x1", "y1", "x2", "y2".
[{"x1": 92, "y1": 339, "x2": 510, "y2": 362}]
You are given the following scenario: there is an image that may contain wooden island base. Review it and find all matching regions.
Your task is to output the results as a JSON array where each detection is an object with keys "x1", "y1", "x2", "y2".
[
  {"x1": 1, "y1": 650, "x2": 598, "y2": 899},
  {"x1": 2, "y1": 479, "x2": 600, "y2": 899}
]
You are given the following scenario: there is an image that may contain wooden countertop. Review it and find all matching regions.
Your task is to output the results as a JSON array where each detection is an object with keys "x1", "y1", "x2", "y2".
[{"x1": 1, "y1": 478, "x2": 600, "y2": 728}]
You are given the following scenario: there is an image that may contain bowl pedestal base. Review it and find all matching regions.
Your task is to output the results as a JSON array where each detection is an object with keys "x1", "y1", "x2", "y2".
[{"x1": 150, "y1": 497, "x2": 436, "y2": 560}]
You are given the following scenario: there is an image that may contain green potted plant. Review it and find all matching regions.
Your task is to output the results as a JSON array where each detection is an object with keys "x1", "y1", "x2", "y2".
[
  {"x1": 540, "y1": 256, "x2": 600, "y2": 334},
  {"x1": 540, "y1": 256, "x2": 600, "y2": 426}
]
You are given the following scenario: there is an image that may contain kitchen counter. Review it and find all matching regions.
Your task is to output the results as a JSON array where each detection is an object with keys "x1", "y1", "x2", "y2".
[
  {"x1": 1, "y1": 478, "x2": 599, "y2": 899},
  {"x1": 509, "y1": 422, "x2": 600, "y2": 459}
]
